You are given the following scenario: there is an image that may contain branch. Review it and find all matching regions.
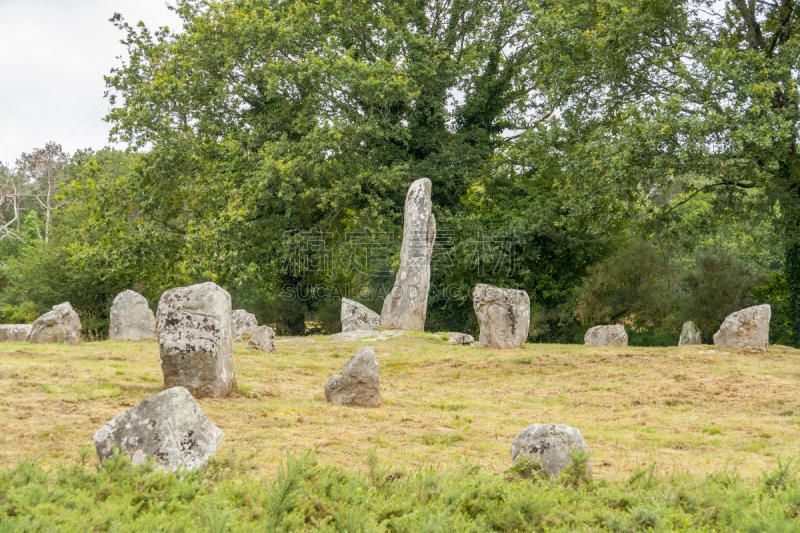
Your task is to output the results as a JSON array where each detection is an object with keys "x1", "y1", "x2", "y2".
[{"x1": 732, "y1": 0, "x2": 768, "y2": 51}]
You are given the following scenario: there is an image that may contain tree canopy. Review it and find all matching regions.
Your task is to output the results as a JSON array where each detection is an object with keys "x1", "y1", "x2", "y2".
[{"x1": 0, "y1": 0, "x2": 796, "y2": 344}]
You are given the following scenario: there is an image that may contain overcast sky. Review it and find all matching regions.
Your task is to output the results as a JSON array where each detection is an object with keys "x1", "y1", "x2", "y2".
[{"x1": 0, "y1": 0, "x2": 182, "y2": 166}]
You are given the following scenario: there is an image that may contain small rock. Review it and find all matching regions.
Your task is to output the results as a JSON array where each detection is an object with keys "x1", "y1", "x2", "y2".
[
  {"x1": 92, "y1": 387, "x2": 223, "y2": 472},
  {"x1": 232, "y1": 309, "x2": 259, "y2": 341},
  {"x1": 0, "y1": 324, "x2": 32, "y2": 342},
  {"x1": 678, "y1": 321, "x2": 702, "y2": 346},
  {"x1": 244, "y1": 390, "x2": 261, "y2": 399},
  {"x1": 713, "y1": 304, "x2": 771, "y2": 352},
  {"x1": 324, "y1": 346, "x2": 380, "y2": 407},
  {"x1": 472, "y1": 284, "x2": 530, "y2": 349},
  {"x1": 157, "y1": 282, "x2": 234, "y2": 398},
  {"x1": 341, "y1": 298, "x2": 380, "y2": 332},
  {"x1": 247, "y1": 326, "x2": 275, "y2": 353},
  {"x1": 109, "y1": 290, "x2": 156, "y2": 341},
  {"x1": 29, "y1": 302, "x2": 81, "y2": 346},
  {"x1": 584, "y1": 325, "x2": 628, "y2": 346},
  {"x1": 510, "y1": 423, "x2": 591, "y2": 479},
  {"x1": 447, "y1": 332, "x2": 474, "y2": 345},
  {"x1": 275, "y1": 338, "x2": 316, "y2": 343}
]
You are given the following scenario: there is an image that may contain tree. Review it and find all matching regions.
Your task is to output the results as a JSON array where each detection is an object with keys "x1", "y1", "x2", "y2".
[
  {"x1": 88, "y1": 0, "x2": 615, "y2": 328},
  {"x1": 16, "y1": 143, "x2": 70, "y2": 243},
  {"x1": 494, "y1": 0, "x2": 800, "y2": 344},
  {"x1": 0, "y1": 163, "x2": 25, "y2": 242}
]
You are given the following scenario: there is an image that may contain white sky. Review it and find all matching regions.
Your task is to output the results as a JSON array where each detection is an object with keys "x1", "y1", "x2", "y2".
[{"x1": 0, "y1": 0, "x2": 182, "y2": 166}]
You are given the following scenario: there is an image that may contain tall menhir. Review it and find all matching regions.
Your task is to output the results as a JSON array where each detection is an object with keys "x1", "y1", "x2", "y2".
[{"x1": 381, "y1": 178, "x2": 436, "y2": 331}]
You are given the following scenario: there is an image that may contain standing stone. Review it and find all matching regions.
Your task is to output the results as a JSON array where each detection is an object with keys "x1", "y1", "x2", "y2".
[
  {"x1": 447, "y1": 332, "x2": 474, "y2": 345},
  {"x1": 584, "y1": 325, "x2": 628, "y2": 346},
  {"x1": 157, "y1": 282, "x2": 234, "y2": 398},
  {"x1": 472, "y1": 284, "x2": 530, "y2": 349},
  {"x1": 247, "y1": 326, "x2": 276, "y2": 353},
  {"x1": 93, "y1": 387, "x2": 223, "y2": 472},
  {"x1": 341, "y1": 298, "x2": 380, "y2": 332},
  {"x1": 109, "y1": 290, "x2": 156, "y2": 341},
  {"x1": 381, "y1": 178, "x2": 436, "y2": 331},
  {"x1": 28, "y1": 302, "x2": 81, "y2": 346},
  {"x1": 0, "y1": 324, "x2": 32, "y2": 342},
  {"x1": 678, "y1": 321, "x2": 702, "y2": 346},
  {"x1": 232, "y1": 309, "x2": 259, "y2": 341},
  {"x1": 713, "y1": 304, "x2": 771, "y2": 352},
  {"x1": 324, "y1": 346, "x2": 380, "y2": 407},
  {"x1": 510, "y1": 423, "x2": 592, "y2": 479}
]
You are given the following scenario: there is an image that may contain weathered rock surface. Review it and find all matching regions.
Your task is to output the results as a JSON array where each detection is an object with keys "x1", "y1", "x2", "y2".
[
  {"x1": 447, "y1": 332, "x2": 474, "y2": 345},
  {"x1": 341, "y1": 298, "x2": 380, "y2": 332},
  {"x1": 678, "y1": 321, "x2": 702, "y2": 346},
  {"x1": 510, "y1": 423, "x2": 591, "y2": 479},
  {"x1": 157, "y1": 282, "x2": 234, "y2": 398},
  {"x1": 361, "y1": 329, "x2": 406, "y2": 341},
  {"x1": 713, "y1": 304, "x2": 771, "y2": 352},
  {"x1": 109, "y1": 290, "x2": 156, "y2": 341},
  {"x1": 381, "y1": 178, "x2": 436, "y2": 331},
  {"x1": 93, "y1": 387, "x2": 223, "y2": 472},
  {"x1": 232, "y1": 309, "x2": 259, "y2": 341},
  {"x1": 328, "y1": 329, "x2": 376, "y2": 341},
  {"x1": 584, "y1": 325, "x2": 628, "y2": 346},
  {"x1": 29, "y1": 302, "x2": 81, "y2": 346},
  {"x1": 0, "y1": 324, "x2": 32, "y2": 342},
  {"x1": 247, "y1": 326, "x2": 275, "y2": 353},
  {"x1": 324, "y1": 347, "x2": 380, "y2": 407},
  {"x1": 472, "y1": 284, "x2": 530, "y2": 349}
]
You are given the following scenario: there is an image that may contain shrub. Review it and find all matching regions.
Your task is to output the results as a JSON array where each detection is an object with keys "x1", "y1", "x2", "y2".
[{"x1": 1, "y1": 449, "x2": 800, "y2": 531}]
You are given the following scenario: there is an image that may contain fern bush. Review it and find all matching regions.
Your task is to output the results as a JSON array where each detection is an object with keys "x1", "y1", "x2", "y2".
[{"x1": 1, "y1": 450, "x2": 799, "y2": 531}]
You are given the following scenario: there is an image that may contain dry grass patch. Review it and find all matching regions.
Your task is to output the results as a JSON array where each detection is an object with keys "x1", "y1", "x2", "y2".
[{"x1": 0, "y1": 338, "x2": 798, "y2": 480}]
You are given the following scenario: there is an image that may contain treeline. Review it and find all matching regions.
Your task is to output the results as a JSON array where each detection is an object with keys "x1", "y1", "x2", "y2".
[{"x1": 0, "y1": 0, "x2": 798, "y2": 346}]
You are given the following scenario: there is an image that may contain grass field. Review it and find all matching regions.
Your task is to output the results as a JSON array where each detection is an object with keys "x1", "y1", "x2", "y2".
[{"x1": 0, "y1": 335, "x2": 798, "y2": 481}]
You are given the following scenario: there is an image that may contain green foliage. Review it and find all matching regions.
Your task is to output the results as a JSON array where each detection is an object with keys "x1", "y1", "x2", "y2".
[
  {"x1": 0, "y1": 301, "x2": 38, "y2": 324},
  {"x1": 751, "y1": 272, "x2": 794, "y2": 346},
  {"x1": 575, "y1": 239, "x2": 770, "y2": 345},
  {"x1": 784, "y1": 244, "x2": 800, "y2": 347},
  {"x1": 1, "y1": 450, "x2": 800, "y2": 531},
  {"x1": 313, "y1": 298, "x2": 341, "y2": 335}
]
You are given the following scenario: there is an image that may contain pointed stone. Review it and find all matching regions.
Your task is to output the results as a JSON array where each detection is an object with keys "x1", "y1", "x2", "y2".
[
  {"x1": 473, "y1": 284, "x2": 530, "y2": 348},
  {"x1": 157, "y1": 282, "x2": 235, "y2": 398},
  {"x1": 29, "y1": 302, "x2": 81, "y2": 346},
  {"x1": 109, "y1": 290, "x2": 156, "y2": 341},
  {"x1": 324, "y1": 347, "x2": 380, "y2": 407},
  {"x1": 93, "y1": 387, "x2": 223, "y2": 472},
  {"x1": 713, "y1": 304, "x2": 771, "y2": 352},
  {"x1": 678, "y1": 321, "x2": 702, "y2": 346},
  {"x1": 381, "y1": 178, "x2": 436, "y2": 331},
  {"x1": 341, "y1": 298, "x2": 380, "y2": 332}
]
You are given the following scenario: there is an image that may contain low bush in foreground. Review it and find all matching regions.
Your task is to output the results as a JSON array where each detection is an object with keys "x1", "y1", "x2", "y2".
[{"x1": 1, "y1": 450, "x2": 799, "y2": 532}]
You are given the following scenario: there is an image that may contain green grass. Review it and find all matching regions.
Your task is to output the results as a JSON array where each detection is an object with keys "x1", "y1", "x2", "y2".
[
  {"x1": 2, "y1": 339, "x2": 800, "y2": 481},
  {"x1": 1, "y1": 449, "x2": 799, "y2": 531}
]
